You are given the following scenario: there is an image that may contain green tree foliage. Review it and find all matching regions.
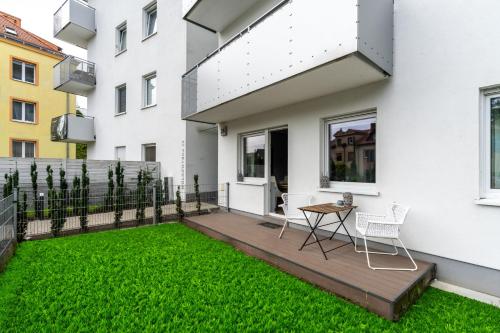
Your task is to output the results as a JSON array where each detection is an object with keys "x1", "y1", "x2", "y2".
[
  {"x1": 17, "y1": 192, "x2": 28, "y2": 242},
  {"x1": 154, "y1": 180, "x2": 163, "y2": 223},
  {"x1": 176, "y1": 186, "x2": 184, "y2": 220},
  {"x1": 30, "y1": 161, "x2": 43, "y2": 219},
  {"x1": 194, "y1": 174, "x2": 201, "y2": 214},
  {"x1": 80, "y1": 162, "x2": 90, "y2": 232},
  {"x1": 46, "y1": 166, "x2": 55, "y2": 220},
  {"x1": 105, "y1": 167, "x2": 114, "y2": 212},
  {"x1": 3, "y1": 173, "x2": 13, "y2": 199},
  {"x1": 114, "y1": 161, "x2": 124, "y2": 227},
  {"x1": 135, "y1": 170, "x2": 146, "y2": 225},
  {"x1": 71, "y1": 176, "x2": 81, "y2": 220}
]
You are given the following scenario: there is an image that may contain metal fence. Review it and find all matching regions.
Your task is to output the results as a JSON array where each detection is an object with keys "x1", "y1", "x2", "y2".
[
  {"x1": 11, "y1": 183, "x2": 228, "y2": 240},
  {"x1": 0, "y1": 195, "x2": 15, "y2": 270}
]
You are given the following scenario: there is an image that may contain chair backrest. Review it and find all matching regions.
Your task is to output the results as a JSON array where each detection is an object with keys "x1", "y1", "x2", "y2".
[
  {"x1": 387, "y1": 202, "x2": 410, "y2": 224},
  {"x1": 282, "y1": 193, "x2": 312, "y2": 219}
]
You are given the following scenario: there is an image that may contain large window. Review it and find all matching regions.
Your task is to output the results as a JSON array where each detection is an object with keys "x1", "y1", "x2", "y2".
[
  {"x1": 143, "y1": 144, "x2": 156, "y2": 162},
  {"x1": 12, "y1": 100, "x2": 36, "y2": 123},
  {"x1": 116, "y1": 84, "x2": 127, "y2": 114},
  {"x1": 12, "y1": 59, "x2": 36, "y2": 84},
  {"x1": 242, "y1": 134, "x2": 265, "y2": 178},
  {"x1": 143, "y1": 2, "x2": 157, "y2": 38},
  {"x1": 116, "y1": 22, "x2": 127, "y2": 54},
  {"x1": 12, "y1": 140, "x2": 36, "y2": 158},
  {"x1": 481, "y1": 90, "x2": 500, "y2": 199},
  {"x1": 143, "y1": 72, "x2": 157, "y2": 107},
  {"x1": 327, "y1": 115, "x2": 376, "y2": 184}
]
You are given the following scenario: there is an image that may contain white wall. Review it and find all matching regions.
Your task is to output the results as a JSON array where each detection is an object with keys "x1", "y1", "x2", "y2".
[
  {"x1": 86, "y1": 0, "x2": 217, "y2": 185},
  {"x1": 218, "y1": 0, "x2": 500, "y2": 272}
]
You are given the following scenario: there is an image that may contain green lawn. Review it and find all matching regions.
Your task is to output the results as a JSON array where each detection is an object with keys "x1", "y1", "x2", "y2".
[{"x1": 0, "y1": 224, "x2": 498, "y2": 332}]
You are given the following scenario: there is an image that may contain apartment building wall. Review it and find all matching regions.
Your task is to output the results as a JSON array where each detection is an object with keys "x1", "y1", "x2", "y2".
[
  {"x1": 85, "y1": 0, "x2": 217, "y2": 185},
  {"x1": 215, "y1": 0, "x2": 500, "y2": 296},
  {"x1": 0, "y1": 38, "x2": 76, "y2": 159}
]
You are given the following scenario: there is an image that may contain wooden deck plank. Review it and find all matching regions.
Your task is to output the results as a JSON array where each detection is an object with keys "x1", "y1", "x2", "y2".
[{"x1": 185, "y1": 212, "x2": 436, "y2": 321}]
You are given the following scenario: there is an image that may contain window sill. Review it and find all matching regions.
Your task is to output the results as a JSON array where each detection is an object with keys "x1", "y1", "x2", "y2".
[
  {"x1": 12, "y1": 78, "x2": 36, "y2": 86},
  {"x1": 235, "y1": 181, "x2": 267, "y2": 186},
  {"x1": 474, "y1": 198, "x2": 500, "y2": 207},
  {"x1": 317, "y1": 187, "x2": 380, "y2": 196},
  {"x1": 115, "y1": 112, "x2": 127, "y2": 117},
  {"x1": 142, "y1": 32, "x2": 157, "y2": 43},
  {"x1": 141, "y1": 104, "x2": 157, "y2": 110},
  {"x1": 115, "y1": 49, "x2": 127, "y2": 57},
  {"x1": 11, "y1": 120, "x2": 36, "y2": 125}
]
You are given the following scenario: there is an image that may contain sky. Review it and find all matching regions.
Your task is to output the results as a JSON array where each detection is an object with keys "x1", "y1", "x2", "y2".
[{"x1": 2, "y1": 0, "x2": 88, "y2": 107}]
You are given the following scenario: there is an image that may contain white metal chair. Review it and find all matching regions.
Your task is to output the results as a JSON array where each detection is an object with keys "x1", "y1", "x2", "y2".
[
  {"x1": 278, "y1": 193, "x2": 315, "y2": 240},
  {"x1": 354, "y1": 203, "x2": 417, "y2": 271}
]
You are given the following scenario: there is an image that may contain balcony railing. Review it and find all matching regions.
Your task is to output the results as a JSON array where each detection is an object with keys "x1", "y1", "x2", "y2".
[
  {"x1": 51, "y1": 114, "x2": 95, "y2": 144},
  {"x1": 182, "y1": 0, "x2": 394, "y2": 123},
  {"x1": 54, "y1": 56, "x2": 96, "y2": 96},
  {"x1": 54, "y1": 0, "x2": 96, "y2": 48}
]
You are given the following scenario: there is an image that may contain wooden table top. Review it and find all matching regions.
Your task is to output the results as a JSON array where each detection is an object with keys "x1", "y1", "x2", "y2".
[{"x1": 298, "y1": 203, "x2": 357, "y2": 214}]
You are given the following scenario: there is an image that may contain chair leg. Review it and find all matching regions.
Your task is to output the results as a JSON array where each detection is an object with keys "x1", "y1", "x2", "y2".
[
  {"x1": 354, "y1": 231, "x2": 398, "y2": 256},
  {"x1": 279, "y1": 219, "x2": 289, "y2": 239},
  {"x1": 363, "y1": 236, "x2": 418, "y2": 271}
]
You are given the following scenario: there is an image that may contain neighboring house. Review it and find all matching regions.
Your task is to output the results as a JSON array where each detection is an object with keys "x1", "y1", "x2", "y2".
[
  {"x1": 180, "y1": 0, "x2": 500, "y2": 297},
  {"x1": 0, "y1": 11, "x2": 76, "y2": 159},
  {"x1": 52, "y1": 0, "x2": 218, "y2": 184}
]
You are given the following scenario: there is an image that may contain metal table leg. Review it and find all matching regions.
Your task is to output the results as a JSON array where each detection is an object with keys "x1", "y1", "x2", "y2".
[{"x1": 299, "y1": 211, "x2": 329, "y2": 260}]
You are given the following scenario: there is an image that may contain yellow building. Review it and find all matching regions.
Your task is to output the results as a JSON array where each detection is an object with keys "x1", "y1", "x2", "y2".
[{"x1": 0, "y1": 11, "x2": 76, "y2": 159}]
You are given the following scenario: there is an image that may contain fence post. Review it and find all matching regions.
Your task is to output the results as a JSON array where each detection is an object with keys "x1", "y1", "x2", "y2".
[
  {"x1": 225, "y1": 182, "x2": 230, "y2": 213},
  {"x1": 13, "y1": 190, "x2": 18, "y2": 243},
  {"x1": 153, "y1": 186, "x2": 157, "y2": 225}
]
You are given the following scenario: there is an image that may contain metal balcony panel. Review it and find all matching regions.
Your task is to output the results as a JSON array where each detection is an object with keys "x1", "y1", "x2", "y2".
[
  {"x1": 51, "y1": 114, "x2": 95, "y2": 143},
  {"x1": 54, "y1": 0, "x2": 96, "y2": 48},
  {"x1": 182, "y1": 0, "x2": 393, "y2": 122},
  {"x1": 183, "y1": 0, "x2": 261, "y2": 32},
  {"x1": 54, "y1": 56, "x2": 96, "y2": 97}
]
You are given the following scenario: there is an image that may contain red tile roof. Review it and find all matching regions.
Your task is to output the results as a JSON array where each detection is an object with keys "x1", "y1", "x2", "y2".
[{"x1": 0, "y1": 10, "x2": 63, "y2": 55}]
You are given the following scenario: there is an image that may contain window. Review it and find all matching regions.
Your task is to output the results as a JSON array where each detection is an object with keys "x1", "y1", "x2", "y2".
[
  {"x1": 5, "y1": 27, "x2": 17, "y2": 35},
  {"x1": 12, "y1": 59, "x2": 36, "y2": 84},
  {"x1": 327, "y1": 115, "x2": 376, "y2": 183},
  {"x1": 242, "y1": 133, "x2": 265, "y2": 178},
  {"x1": 115, "y1": 146, "x2": 126, "y2": 160},
  {"x1": 143, "y1": 72, "x2": 157, "y2": 107},
  {"x1": 116, "y1": 22, "x2": 127, "y2": 54},
  {"x1": 143, "y1": 2, "x2": 157, "y2": 38},
  {"x1": 116, "y1": 84, "x2": 127, "y2": 114},
  {"x1": 12, "y1": 100, "x2": 36, "y2": 123},
  {"x1": 12, "y1": 140, "x2": 36, "y2": 158},
  {"x1": 480, "y1": 89, "x2": 500, "y2": 199},
  {"x1": 143, "y1": 144, "x2": 156, "y2": 162}
]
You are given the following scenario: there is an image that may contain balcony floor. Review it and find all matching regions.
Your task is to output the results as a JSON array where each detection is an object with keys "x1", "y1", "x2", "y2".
[{"x1": 185, "y1": 212, "x2": 436, "y2": 321}]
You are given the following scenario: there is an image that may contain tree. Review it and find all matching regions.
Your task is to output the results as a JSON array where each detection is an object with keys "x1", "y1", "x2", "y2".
[
  {"x1": 17, "y1": 192, "x2": 28, "y2": 242},
  {"x1": 105, "y1": 167, "x2": 114, "y2": 212},
  {"x1": 154, "y1": 180, "x2": 163, "y2": 223},
  {"x1": 114, "y1": 161, "x2": 124, "y2": 227},
  {"x1": 30, "y1": 161, "x2": 43, "y2": 219},
  {"x1": 71, "y1": 176, "x2": 81, "y2": 219},
  {"x1": 46, "y1": 165, "x2": 54, "y2": 219},
  {"x1": 80, "y1": 162, "x2": 90, "y2": 232},
  {"x1": 194, "y1": 174, "x2": 201, "y2": 214},
  {"x1": 135, "y1": 170, "x2": 146, "y2": 225},
  {"x1": 176, "y1": 186, "x2": 184, "y2": 220}
]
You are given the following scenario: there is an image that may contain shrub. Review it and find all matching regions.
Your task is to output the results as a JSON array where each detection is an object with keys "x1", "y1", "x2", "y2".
[
  {"x1": 154, "y1": 180, "x2": 163, "y2": 223},
  {"x1": 194, "y1": 174, "x2": 201, "y2": 214},
  {"x1": 135, "y1": 170, "x2": 146, "y2": 225},
  {"x1": 176, "y1": 186, "x2": 184, "y2": 220},
  {"x1": 105, "y1": 167, "x2": 114, "y2": 212},
  {"x1": 80, "y1": 162, "x2": 90, "y2": 232},
  {"x1": 16, "y1": 192, "x2": 27, "y2": 242}
]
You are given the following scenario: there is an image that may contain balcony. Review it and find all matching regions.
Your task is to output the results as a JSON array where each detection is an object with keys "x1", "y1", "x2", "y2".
[
  {"x1": 54, "y1": 0, "x2": 96, "y2": 48},
  {"x1": 51, "y1": 114, "x2": 95, "y2": 144},
  {"x1": 182, "y1": 0, "x2": 394, "y2": 123},
  {"x1": 183, "y1": 0, "x2": 261, "y2": 32},
  {"x1": 54, "y1": 56, "x2": 96, "y2": 96}
]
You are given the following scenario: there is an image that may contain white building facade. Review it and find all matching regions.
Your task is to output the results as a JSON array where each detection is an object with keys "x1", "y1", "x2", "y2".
[
  {"x1": 181, "y1": 0, "x2": 500, "y2": 297},
  {"x1": 53, "y1": 0, "x2": 218, "y2": 185}
]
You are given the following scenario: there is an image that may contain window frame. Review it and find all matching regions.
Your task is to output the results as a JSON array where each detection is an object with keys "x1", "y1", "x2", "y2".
[
  {"x1": 115, "y1": 84, "x2": 127, "y2": 115},
  {"x1": 11, "y1": 98, "x2": 37, "y2": 124},
  {"x1": 115, "y1": 22, "x2": 127, "y2": 55},
  {"x1": 142, "y1": 143, "x2": 157, "y2": 162},
  {"x1": 322, "y1": 111, "x2": 378, "y2": 195},
  {"x1": 115, "y1": 146, "x2": 126, "y2": 160},
  {"x1": 142, "y1": 72, "x2": 157, "y2": 108},
  {"x1": 480, "y1": 87, "x2": 500, "y2": 199},
  {"x1": 11, "y1": 57, "x2": 37, "y2": 85},
  {"x1": 143, "y1": 1, "x2": 158, "y2": 39},
  {"x1": 11, "y1": 139, "x2": 37, "y2": 158},
  {"x1": 239, "y1": 131, "x2": 267, "y2": 181}
]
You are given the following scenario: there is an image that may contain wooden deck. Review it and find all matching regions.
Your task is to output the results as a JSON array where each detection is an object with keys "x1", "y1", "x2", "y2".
[{"x1": 185, "y1": 212, "x2": 436, "y2": 321}]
